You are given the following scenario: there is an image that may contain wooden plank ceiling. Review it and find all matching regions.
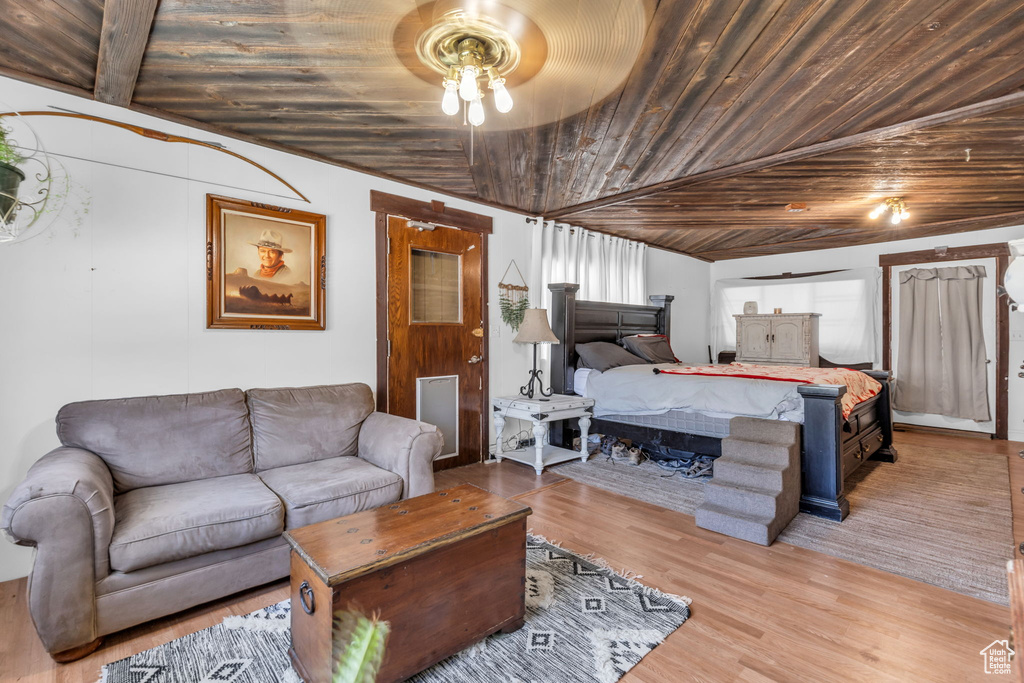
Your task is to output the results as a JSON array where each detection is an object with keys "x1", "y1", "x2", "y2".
[{"x1": 1, "y1": 0, "x2": 1023, "y2": 260}]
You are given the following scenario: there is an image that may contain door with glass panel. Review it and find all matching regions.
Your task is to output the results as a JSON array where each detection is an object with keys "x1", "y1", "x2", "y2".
[{"x1": 386, "y1": 215, "x2": 485, "y2": 469}]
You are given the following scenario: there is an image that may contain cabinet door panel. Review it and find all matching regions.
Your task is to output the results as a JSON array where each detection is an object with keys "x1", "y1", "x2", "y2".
[
  {"x1": 739, "y1": 319, "x2": 771, "y2": 359},
  {"x1": 770, "y1": 319, "x2": 805, "y2": 361}
]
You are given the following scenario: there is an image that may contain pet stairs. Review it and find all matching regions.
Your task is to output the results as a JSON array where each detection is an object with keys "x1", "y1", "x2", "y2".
[{"x1": 695, "y1": 417, "x2": 801, "y2": 546}]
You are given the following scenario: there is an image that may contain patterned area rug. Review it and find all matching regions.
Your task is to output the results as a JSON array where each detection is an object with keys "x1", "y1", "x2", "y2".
[
  {"x1": 99, "y1": 536, "x2": 690, "y2": 683},
  {"x1": 555, "y1": 441, "x2": 1013, "y2": 605}
]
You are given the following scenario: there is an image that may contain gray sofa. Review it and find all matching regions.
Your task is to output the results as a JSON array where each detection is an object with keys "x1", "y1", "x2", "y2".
[{"x1": 1, "y1": 382, "x2": 443, "y2": 661}]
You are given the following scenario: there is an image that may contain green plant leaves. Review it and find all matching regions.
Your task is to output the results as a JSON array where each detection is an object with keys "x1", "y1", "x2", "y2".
[
  {"x1": 499, "y1": 292, "x2": 529, "y2": 331},
  {"x1": 0, "y1": 126, "x2": 24, "y2": 167},
  {"x1": 332, "y1": 610, "x2": 391, "y2": 683}
]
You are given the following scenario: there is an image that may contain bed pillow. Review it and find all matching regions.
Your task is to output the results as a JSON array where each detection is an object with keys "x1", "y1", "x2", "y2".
[
  {"x1": 575, "y1": 342, "x2": 649, "y2": 372},
  {"x1": 622, "y1": 334, "x2": 678, "y2": 364}
]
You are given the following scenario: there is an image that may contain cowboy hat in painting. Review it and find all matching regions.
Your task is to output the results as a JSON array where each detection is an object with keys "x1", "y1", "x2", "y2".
[{"x1": 248, "y1": 229, "x2": 293, "y2": 253}]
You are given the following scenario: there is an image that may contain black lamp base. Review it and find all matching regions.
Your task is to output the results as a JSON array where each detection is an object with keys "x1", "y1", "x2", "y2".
[{"x1": 520, "y1": 343, "x2": 554, "y2": 400}]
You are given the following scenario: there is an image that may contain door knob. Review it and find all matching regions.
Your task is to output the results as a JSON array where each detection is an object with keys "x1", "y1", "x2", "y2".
[{"x1": 468, "y1": 355, "x2": 483, "y2": 364}]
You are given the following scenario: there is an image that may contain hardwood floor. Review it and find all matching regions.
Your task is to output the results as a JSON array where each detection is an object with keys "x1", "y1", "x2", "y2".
[
  {"x1": 434, "y1": 459, "x2": 568, "y2": 499},
  {"x1": 0, "y1": 433, "x2": 1017, "y2": 682}
]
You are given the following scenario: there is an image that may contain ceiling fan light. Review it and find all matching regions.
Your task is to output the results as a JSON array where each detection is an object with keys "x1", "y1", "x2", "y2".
[
  {"x1": 442, "y1": 81, "x2": 460, "y2": 115},
  {"x1": 468, "y1": 95, "x2": 485, "y2": 126},
  {"x1": 869, "y1": 209, "x2": 881, "y2": 219},
  {"x1": 900, "y1": 209, "x2": 910, "y2": 220},
  {"x1": 890, "y1": 212, "x2": 902, "y2": 225},
  {"x1": 488, "y1": 69, "x2": 514, "y2": 113},
  {"x1": 459, "y1": 66, "x2": 480, "y2": 101}
]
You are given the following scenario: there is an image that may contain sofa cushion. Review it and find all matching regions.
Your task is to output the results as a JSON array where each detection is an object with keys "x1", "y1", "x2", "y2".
[
  {"x1": 258, "y1": 457, "x2": 402, "y2": 529},
  {"x1": 109, "y1": 474, "x2": 284, "y2": 573},
  {"x1": 57, "y1": 389, "x2": 252, "y2": 494},
  {"x1": 247, "y1": 383, "x2": 375, "y2": 471}
]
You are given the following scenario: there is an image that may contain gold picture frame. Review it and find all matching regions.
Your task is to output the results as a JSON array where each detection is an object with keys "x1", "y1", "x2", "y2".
[{"x1": 206, "y1": 194, "x2": 326, "y2": 330}]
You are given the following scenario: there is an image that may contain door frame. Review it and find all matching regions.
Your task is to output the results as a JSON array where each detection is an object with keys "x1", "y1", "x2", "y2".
[
  {"x1": 370, "y1": 190, "x2": 493, "y2": 461},
  {"x1": 879, "y1": 242, "x2": 1010, "y2": 439}
]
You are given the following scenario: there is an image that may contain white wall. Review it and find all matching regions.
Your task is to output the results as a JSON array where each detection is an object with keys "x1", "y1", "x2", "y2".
[
  {"x1": 0, "y1": 76, "x2": 541, "y2": 582},
  {"x1": 709, "y1": 225, "x2": 1024, "y2": 442},
  {"x1": 648, "y1": 247, "x2": 711, "y2": 362},
  {"x1": 0, "y1": 76, "x2": 704, "y2": 581}
]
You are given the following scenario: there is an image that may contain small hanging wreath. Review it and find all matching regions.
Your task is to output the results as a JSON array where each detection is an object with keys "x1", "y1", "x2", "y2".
[{"x1": 498, "y1": 260, "x2": 529, "y2": 331}]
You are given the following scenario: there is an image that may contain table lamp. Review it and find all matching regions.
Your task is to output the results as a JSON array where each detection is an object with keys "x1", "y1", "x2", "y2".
[{"x1": 514, "y1": 308, "x2": 560, "y2": 399}]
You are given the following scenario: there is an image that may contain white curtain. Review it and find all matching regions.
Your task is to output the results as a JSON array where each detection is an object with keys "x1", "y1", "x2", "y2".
[
  {"x1": 711, "y1": 267, "x2": 881, "y2": 366},
  {"x1": 894, "y1": 266, "x2": 990, "y2": 421},
  {"x1": 530, "y1": 220, "x2": 647, "y2": 309}
]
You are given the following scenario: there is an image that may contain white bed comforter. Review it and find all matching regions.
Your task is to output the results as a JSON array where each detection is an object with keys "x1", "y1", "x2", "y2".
[{"x1": 582, "y1": 363, "x2": 804, "y2": 422}]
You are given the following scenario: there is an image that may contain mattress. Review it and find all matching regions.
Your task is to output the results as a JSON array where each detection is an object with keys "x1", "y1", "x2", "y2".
[
  {"x1": 598, "y1": 409, "x2": 733, "y2": 439},
  {"x1": 577, "y1": 367, "x2": 742, "y2": 439},
  {"x1": 574, "y1": 363, "x2": 805, "y2": 423}
]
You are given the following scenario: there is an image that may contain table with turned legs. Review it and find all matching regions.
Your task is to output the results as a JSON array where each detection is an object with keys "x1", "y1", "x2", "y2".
[{"x1": 492, "y1": 394, "x2": 595, "y2": 474}]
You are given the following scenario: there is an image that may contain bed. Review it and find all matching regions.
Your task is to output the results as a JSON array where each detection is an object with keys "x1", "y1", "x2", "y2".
[{"x1": 546, "y1": 283, "x2": 898, "y2": 522}]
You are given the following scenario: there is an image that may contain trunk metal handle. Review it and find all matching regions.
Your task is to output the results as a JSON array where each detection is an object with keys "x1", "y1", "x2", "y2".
[{"x1": 299, "y1": 581, "x2": 315, "y2": 614}]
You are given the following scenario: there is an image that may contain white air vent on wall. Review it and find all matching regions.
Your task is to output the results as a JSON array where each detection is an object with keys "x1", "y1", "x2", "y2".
[{"x1": 416, "y1": 375, "x2": 458, "y2": 460}]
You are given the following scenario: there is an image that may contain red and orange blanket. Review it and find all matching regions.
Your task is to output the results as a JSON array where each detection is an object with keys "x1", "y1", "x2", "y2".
[{"x1": 656, "y1": 362, "x2": 881, "y2": 419}]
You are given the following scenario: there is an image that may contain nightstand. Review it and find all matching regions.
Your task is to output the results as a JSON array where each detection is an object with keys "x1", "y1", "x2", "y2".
[{"x1": 492, "y1": 394, "x2": 595, "y2": 474}]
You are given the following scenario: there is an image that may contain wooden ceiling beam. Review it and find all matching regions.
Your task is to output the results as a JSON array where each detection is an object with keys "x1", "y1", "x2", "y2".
[
  {"x1": 547, "y1": 89, "x2": 1024, "y2": 220},
  {"x1": 94, "y1": 0, "x2": 160, "y2": 106}
]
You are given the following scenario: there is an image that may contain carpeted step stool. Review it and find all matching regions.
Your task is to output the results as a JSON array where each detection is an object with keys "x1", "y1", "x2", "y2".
[{"x1": 695, "y1": 417, "x2": 801, "y2": 546}]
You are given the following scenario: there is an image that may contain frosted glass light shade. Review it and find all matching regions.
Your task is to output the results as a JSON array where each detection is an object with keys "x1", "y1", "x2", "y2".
[
  {"x1": 492, "y1": 80, "x2": 514, "y2": 113},
  {"x1": 468, "y1": 96, "x2": 485, "y2": 126},
  {"x1": 514, "y1": 309, "x2": 560, "y2": 344},
  {"x1": 459, "y1": 66, "x2": 479, "y2": 101},
  {"x1": 441, "y1": 82, "x2": 459, "y2": 115}
]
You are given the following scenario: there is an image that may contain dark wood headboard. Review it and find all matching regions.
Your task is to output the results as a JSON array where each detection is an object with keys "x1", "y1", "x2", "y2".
[{"x1": 548, "y1": 283, "x2": 674, "y2": 395}]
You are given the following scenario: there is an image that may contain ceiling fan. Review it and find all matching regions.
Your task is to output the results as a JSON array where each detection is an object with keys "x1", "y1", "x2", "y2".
[{"x1": 302, "y1": 0, "x2": 652, "y2": 131}]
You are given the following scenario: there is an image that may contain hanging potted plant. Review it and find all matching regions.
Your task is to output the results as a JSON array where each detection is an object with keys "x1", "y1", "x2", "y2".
[{"x1": 0, "y1": 125, "x2": 26, "y2": 224}]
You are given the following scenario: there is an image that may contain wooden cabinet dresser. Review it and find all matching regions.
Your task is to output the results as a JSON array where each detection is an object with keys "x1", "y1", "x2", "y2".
[{"x1": 734, "y1": 313, "x2": 821, "y2": 367}]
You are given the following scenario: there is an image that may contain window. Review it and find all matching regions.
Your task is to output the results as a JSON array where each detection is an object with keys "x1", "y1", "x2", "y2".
[
  {"x1": 712, "y1": 268, "x2": 880, "y2": 365},
  {"x1": 410, "y1": 249, "x2": 461, "y2": 323}
]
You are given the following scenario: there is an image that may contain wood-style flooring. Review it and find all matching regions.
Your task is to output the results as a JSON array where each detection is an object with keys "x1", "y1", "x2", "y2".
[{"x1": 1, "y1": 432, "x2": 1019, "y2": 682}]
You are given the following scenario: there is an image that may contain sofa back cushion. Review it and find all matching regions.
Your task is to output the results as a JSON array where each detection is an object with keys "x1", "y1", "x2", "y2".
[
  {"x1": 56, "y1": 389, "x2": 252, "y2": 494},
  {"x1": 247, "y1": 383, "x2": 375, "y2": 471}
]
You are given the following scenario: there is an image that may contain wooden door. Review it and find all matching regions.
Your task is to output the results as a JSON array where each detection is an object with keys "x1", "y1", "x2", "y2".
[
  {"x1": 386, "y1": 215, "x2": 485, "y2": 470},
  {"x1": 770, "y1": 317, "x2": 805, "y2": 362},
  {"x1": 738, "y1": 318, "x2": 771, "y2": 359}
]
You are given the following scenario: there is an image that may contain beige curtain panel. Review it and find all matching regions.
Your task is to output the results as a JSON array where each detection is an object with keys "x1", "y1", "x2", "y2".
[{"x1": 894, "y1": 265, "x2": 990, "y2": 421}]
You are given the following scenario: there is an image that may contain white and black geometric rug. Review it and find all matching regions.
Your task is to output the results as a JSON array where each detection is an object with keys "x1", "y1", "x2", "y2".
[{"x1": 99, "y1": 536, "x2": 690, "y2": 683}]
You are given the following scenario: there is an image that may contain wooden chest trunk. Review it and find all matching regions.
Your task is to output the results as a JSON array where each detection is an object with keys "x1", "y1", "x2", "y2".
[{"x1": 283, "y1": 484, "x2": 531, "y2": 683}]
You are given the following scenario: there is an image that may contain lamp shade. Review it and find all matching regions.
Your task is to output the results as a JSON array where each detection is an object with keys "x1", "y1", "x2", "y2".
[
  {"x1": 513, "y1": 309, "x2": 560, "y2": 344},
  {"x1": 1007, "y1": 239, "x2": 1024, "y2": 309}
]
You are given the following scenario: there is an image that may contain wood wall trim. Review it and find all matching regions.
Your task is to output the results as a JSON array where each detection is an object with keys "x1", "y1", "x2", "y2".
[
  {"x1": 879, "y1": 242, "x2": 1010, "y2": 439},
  {"x1": 878, "y1": 242, "x2": 1011, "y2": 266},
  {"x1": 374, "y1": 211, "x2": 388, "y2": 413},
  {"x1": 996, "y1": 252, "x2": 1009, "y2": 441},
  {"x1": 549, "y1": 90, "x2": 1024, "y2": 220},
  {"x1": 94, "y1": 0, "x2": 160, "y2": 106},
  {"x1": 370, "y1": 191, "x2": 493, "y2": 233}
]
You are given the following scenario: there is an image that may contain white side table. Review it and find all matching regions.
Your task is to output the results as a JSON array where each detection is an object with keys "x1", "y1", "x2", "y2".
[{"x1": 492, "y1": 394, "x2": 595, "y2": 474}]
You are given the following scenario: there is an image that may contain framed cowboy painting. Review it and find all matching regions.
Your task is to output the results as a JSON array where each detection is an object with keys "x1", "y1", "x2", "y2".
[{"x1": 206, "y1": 194, "x2": 326, "y2": 330}]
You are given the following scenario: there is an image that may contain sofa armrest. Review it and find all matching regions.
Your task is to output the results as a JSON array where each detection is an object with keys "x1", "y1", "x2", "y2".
[
  {"x1": 358, "y1": 412, "x2": 443, "y2": 499},
  {"x1": 1, "y1": 447, "x2": 115, "y2": 654}
]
